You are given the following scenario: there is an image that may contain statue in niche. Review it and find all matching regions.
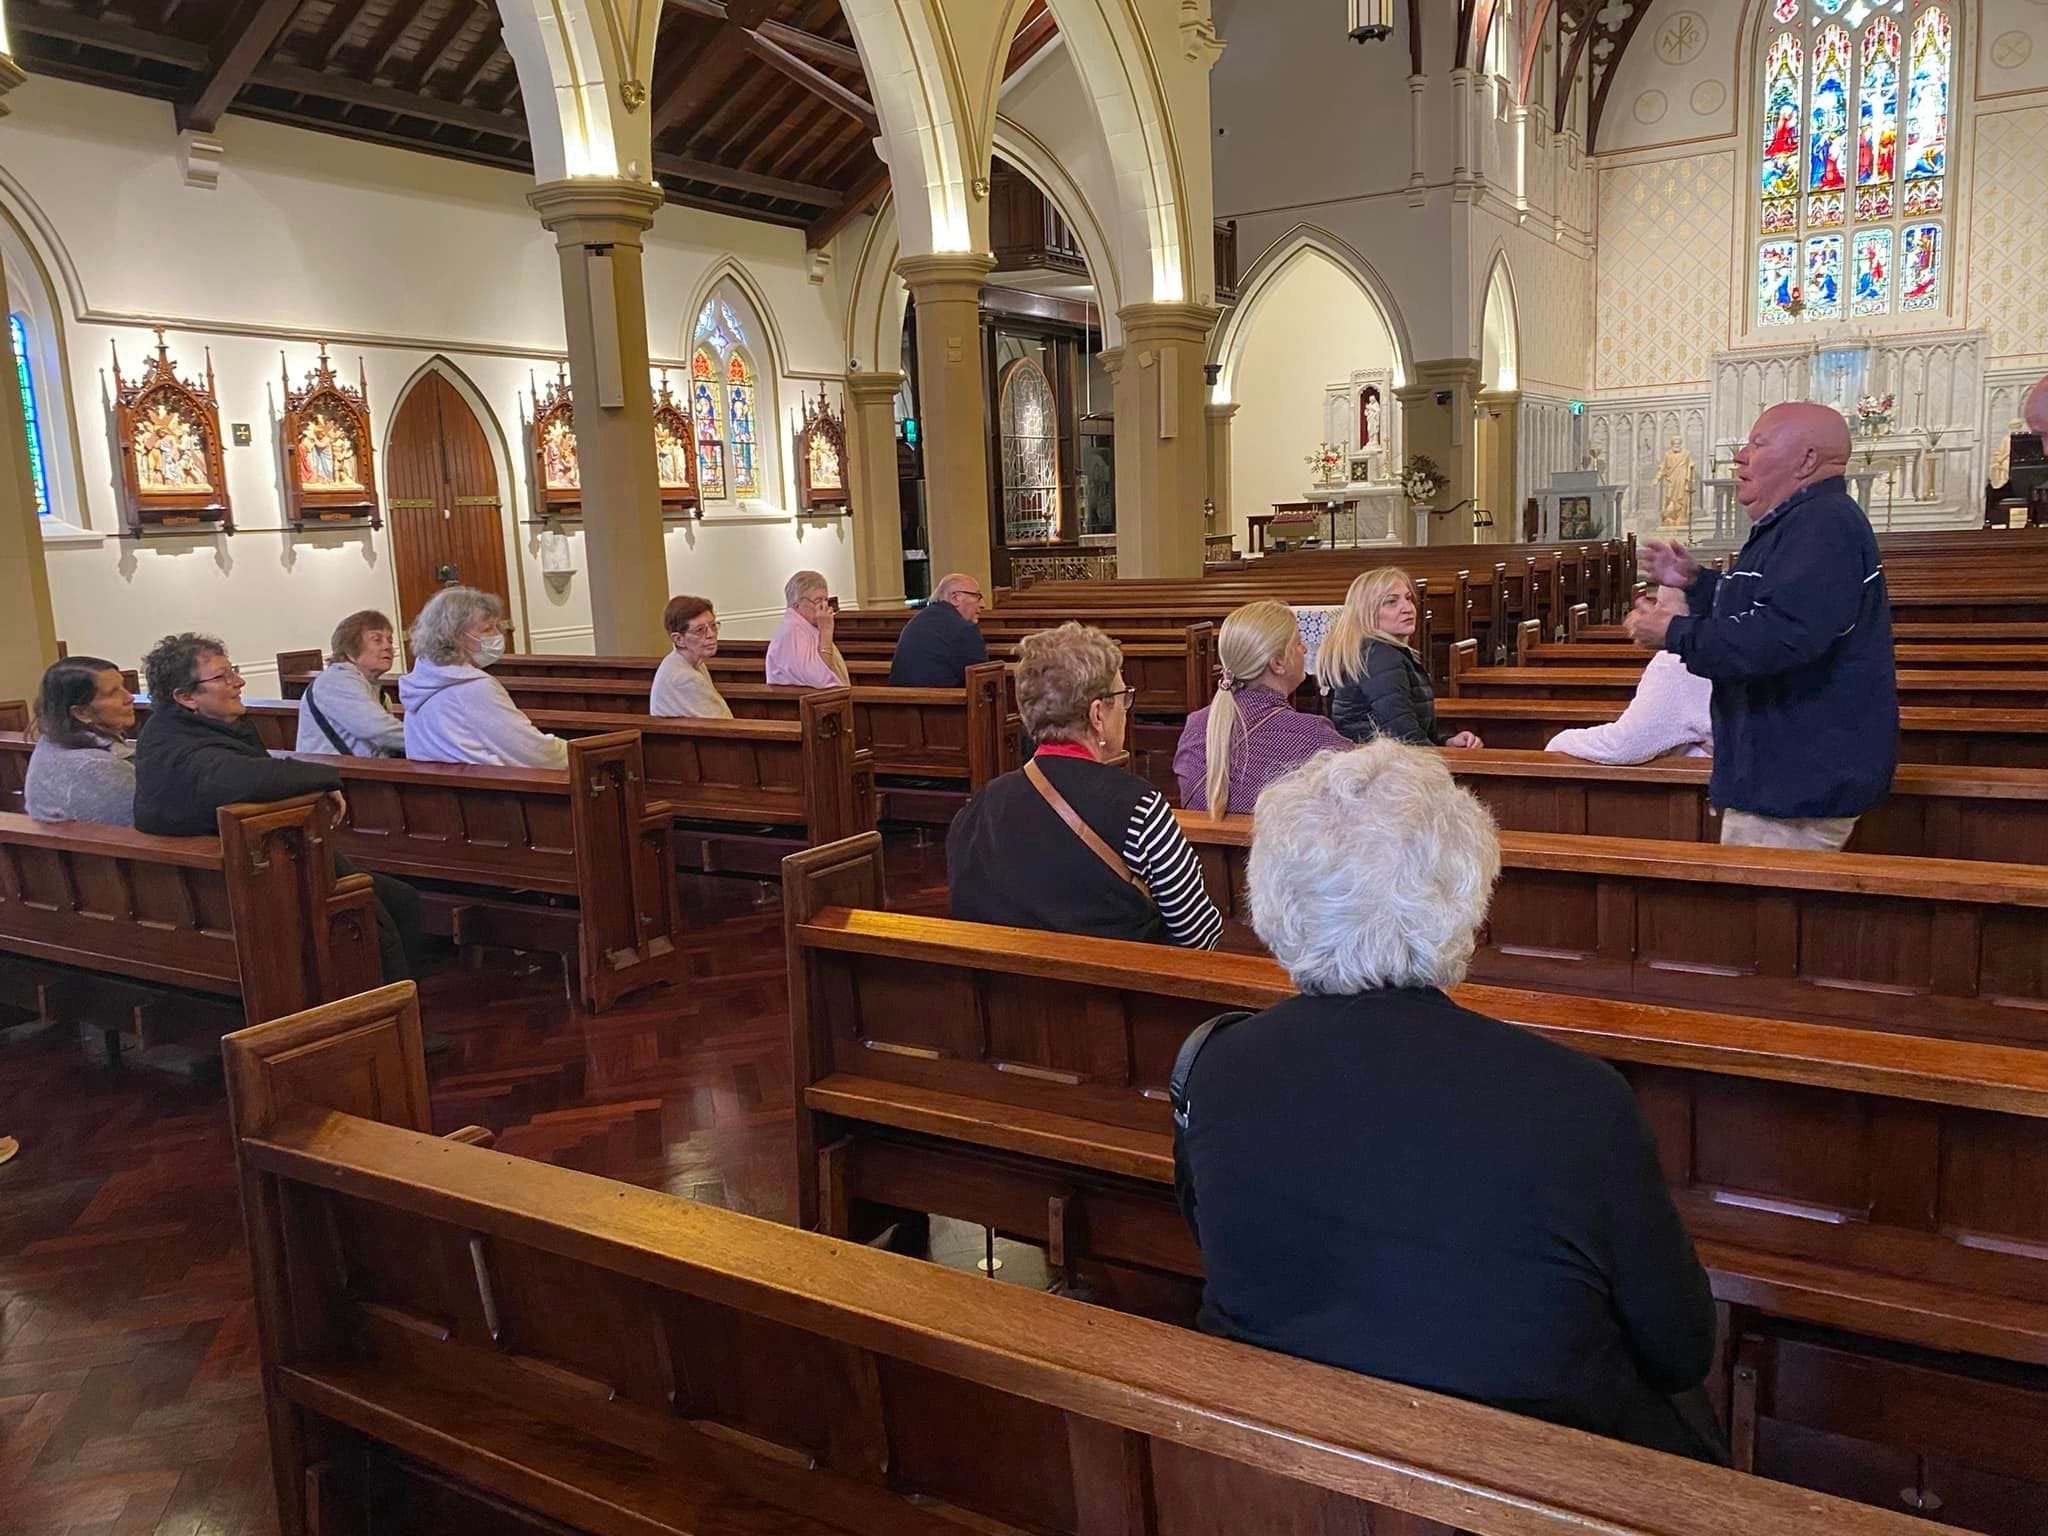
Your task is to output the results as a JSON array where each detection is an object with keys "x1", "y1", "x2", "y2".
[
  {"x1": 1654, "y1": 437, "x2": 1696, "y2": 530},
  {"x1": 1358, "y1": 385, "x2": 1382, "y2": 448},
  {"x1": 655, "y1": 421, "x2": 692, "y2": 489}
]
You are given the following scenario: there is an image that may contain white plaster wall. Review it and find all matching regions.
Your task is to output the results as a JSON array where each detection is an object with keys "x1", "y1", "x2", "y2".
[
  {"x1": 3, "y1": 75, "x2": 856, "y2": 692},
  {"x1": 1596, "y1": 0, "x2": 1744, "y2": 155},
  {"x1": 1978, "y1": 0, "x2": 2048, "y2": 97},
  {"x1": 1226, "y1": 251, "x2": 1396, "y2": 550}
]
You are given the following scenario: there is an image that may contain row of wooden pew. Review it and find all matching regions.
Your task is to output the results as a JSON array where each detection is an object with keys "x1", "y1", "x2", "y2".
[
  {"x1": 220, "y1": 976, "x2": 1972, "y2": 1536},
  {"x1": 778, "y1": 829, "x2": 2048, "y2": 1528}
]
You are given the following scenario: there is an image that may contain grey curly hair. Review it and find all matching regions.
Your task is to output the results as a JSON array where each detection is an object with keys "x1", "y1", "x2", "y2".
[
  {"x1": 409, "y1": 586, "x2": 503, "y2": 666},
  {"x1": 1248, "y1": 741, "x2": 1500, "y2": 993},
  {"x1": 1013, "y1": 623, "x2": 1123, "y2": 744}
]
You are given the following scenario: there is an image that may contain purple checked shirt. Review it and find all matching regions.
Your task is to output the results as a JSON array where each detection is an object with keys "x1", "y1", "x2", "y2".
[{"x1": 1173, "y1": 685, "x2": 1353, "y2": 815}]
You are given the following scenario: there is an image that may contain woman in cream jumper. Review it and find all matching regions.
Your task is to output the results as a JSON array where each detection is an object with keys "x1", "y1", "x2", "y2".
[{"x1": 650, "y1": 594, "x2": 732, "y2": 718}]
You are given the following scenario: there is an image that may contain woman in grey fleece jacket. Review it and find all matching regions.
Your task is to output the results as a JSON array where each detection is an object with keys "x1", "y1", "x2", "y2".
[{"x1": 23, "y1": 656, "x2": 139, "y2": 827}]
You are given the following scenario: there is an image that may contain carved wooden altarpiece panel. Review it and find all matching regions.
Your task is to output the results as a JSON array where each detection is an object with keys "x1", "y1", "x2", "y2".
[
  {"x1": 281, "y1": 343, "x2": 378, "y2": 528},
  {"x1": 531, "y1": 364, "x2": 580, "y2": 518},
  {"x1": 111, "y1": 328, "x2": 232, "y2": 535},
  {"x1": 794, "y1": 383, "x2": 849, "y2": 513},
  {"x1": 653, "y1": 370, "x2": 699, "y2": 518}
]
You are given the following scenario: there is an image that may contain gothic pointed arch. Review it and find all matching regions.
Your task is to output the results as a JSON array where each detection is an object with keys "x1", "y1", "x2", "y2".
[
  {"x1": 1481, "y1": 250, "x2": 1521, "y2": 391},
  {"x1": 0, "y1": 184, "x2": 86, "y2": 533},
  {"x1": 1210, "y1": 227, "x2": 1416, "y2": 403}
]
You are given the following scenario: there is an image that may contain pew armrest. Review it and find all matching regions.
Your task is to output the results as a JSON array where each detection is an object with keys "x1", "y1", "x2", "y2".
[{"x1": 442, "y1": 1125, "x2": 496, "y2": 1148}]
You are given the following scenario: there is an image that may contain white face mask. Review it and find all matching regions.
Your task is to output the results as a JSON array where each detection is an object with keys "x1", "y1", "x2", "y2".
[{"x1": 474, "y1": 632, "x2": 506, "y2": 668}]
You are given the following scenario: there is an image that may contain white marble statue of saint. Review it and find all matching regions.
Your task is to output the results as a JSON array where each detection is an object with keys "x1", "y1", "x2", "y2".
[{"x1": 1654, "y1": 437, "x2": 1695, "y2": 531}]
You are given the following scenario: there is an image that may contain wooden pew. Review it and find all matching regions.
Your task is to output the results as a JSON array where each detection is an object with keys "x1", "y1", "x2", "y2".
[
  {"x1": 1519, "y1": 622, "x2": 2048, "y2": 673},
  {"x1": 1439, "y1": 747, "x2": 2048, "y2": 864},
  {"x1": 0, "y1": 794, "x2": 380, "y2": 1044},
  {"x1": 1447, "y1": 644, "x2": 2048, "y2": 711},
  {"x1": 1431, "y1": 697, "x2": 2048, "y2": 767},
  {"x1": 485, "y1": 664, "x2": 1018, "y2": 822},
  {"x1": 299, "y1": 732, "x2": 681, "y2": 1012},
  {"x1": 1174, "y1": 815, "x2": 2048, "y2": 1048},
  {"x1": 782, "y1": 851, "x2": 2048, "y2": 1514},
  {"x1": 224, "y1": 980, "x2": 1957, "y2": 1536}
]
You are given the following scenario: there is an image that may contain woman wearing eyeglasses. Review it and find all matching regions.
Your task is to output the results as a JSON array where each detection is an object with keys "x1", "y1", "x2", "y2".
[
  {"x1": 651, "y1": 595, "x2": 732, "y2": 719},
  {"x1": 947, "y1": 623, "x2": 1223, "y2": 950}
]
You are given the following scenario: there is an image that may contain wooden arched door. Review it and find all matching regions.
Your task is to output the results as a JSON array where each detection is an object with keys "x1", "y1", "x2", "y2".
[{"x1": 385, "y1": 370, "x2": 512, "y2": 639}]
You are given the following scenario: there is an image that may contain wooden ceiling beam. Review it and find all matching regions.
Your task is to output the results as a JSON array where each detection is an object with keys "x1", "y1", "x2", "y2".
[
  {"x1": 737, "y1": 27, "x2": 876, "y2": 134},
  {"x1": 805, "y1": 157, "x2": 889, "y2": 250},
  {"x1": 651, "y1": 151, "x2": 837, "y2": 206},
  {"x1": 438, "y1": 7, "x2": 503, "y2": 101},
  {"x1": 305, "y1": 0, "x2": 374, "y2": 68},
  {"x1": 399, "y1": 0, "x2": 481, "y2": 95},
  {"x1": 176, "y1": 0, "x2": 304, "y2": 131},
  {"x1": 11, "y1": 2, "x2": 207, "y2": 68},
  {"x1": 254, "y1": 58, "x2": 526, "y2": 138},
  {"x1": 665, "y1": 0, "x2": 862, "y2": 72},
  {"x1": 360, "y1": 1, "x2": 421, "y2": 82}
]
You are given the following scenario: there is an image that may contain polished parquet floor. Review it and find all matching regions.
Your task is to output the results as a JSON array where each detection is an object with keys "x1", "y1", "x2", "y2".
[{"x1": 0, "y1": 835, "x2": 1004, "y2": 1536}]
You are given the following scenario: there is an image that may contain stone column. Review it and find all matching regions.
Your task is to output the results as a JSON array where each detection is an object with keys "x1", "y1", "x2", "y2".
[
  {"x1": 897, "y1": 253, "x2": 995, "y2": 592},
  {"x1": 1396, "y1": 358, "x2": 1484, "y2": 545},
  {"x1": 1205, "y1": 400, "x2": 1239, "y2": 551},
  {"x1": 1476, "y1": 386, "x2": 1520, "y2": 543},
  {"x1": 0, "y1": 53, "x2": 58, "y2": 700},
  {"x1": 844, "y1": 369, "x2": 907, "y2": 607},
  {"x1": 1112, "y1": 302, "x2": 1220, "y2": 578},
  {"x1": 528, "y1": 178, "x2": 668, "y2": 655}
]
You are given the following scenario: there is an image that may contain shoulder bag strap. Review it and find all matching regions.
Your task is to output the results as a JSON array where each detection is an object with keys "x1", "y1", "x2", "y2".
[
  {"x1": 1169, "y1": 1008, "x2": 1254, "y2": 1245},
  {"x1": 301, "y1": 675, "x2": 358, "y2": 757},
  {"x1": 1023, "y1": 757, "x2": 1150, "y2": 899}
]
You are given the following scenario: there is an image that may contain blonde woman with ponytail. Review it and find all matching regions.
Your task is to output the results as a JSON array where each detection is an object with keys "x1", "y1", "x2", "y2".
[
  {"x1": 1322, "y1": 568, "x2": 1483, "y2": 749},
  {"x1": 1173, "y1": 600, "x2": 1351, "y2": 817}
]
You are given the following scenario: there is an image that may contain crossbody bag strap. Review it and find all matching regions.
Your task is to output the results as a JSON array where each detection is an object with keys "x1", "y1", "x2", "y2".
[
  {"x1": 301, "y1": 675, "x2": 358, "y2": 756},
  {"x1": 1023, "y1": 757, "x2": 1150, "y2": 899}
]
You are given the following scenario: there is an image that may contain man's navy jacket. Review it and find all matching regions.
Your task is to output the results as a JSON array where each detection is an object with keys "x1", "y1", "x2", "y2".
[{"x1": 1663, "y1": 475, "x2": 1898, "y2": 819}]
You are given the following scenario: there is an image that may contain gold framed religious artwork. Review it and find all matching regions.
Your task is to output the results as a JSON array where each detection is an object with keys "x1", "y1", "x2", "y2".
[
  {"x1": 530, "y1": 364, "x2": 581, "y2": 517},
  {"x1": 111, "y1": 328, "x2": 232, "y2": 535},
  {"x1": 281, "y1": 343, "x2": 378, "y2": 528},
  {"x1": 794, "y1": 383, "x2": 849, "y2": 513},
  {"x1": 652, "y1": 370, "x2": 699, "y2": 518}
]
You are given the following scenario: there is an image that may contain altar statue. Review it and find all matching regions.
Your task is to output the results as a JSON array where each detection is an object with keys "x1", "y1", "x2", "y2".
[{"x1": 1653, "y1": 437, "x2": 1695, "y2": 531}]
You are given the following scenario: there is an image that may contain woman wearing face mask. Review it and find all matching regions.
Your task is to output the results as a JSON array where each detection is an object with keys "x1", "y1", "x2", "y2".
[{"x1": 398, "y1": 587, "x2": 568, "y2": 768}]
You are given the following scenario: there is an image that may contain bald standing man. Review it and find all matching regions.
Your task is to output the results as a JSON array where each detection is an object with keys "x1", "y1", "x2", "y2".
[
  {"x1": 1623, "y1": 402, "x2": 1897, "y2": 850},
  {"x1": 888, "y1": 572, "x2": 990, "y2": 687}
]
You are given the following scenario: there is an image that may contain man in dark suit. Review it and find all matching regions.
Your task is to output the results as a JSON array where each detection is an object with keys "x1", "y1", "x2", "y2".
[{"x1": 887, "y1": 572, "x2": 988, "y2": 688}]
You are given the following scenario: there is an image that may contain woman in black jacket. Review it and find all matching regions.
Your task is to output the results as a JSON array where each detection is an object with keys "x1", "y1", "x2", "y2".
[{"x1": 1320, "y1": 567, "x2": 1482, "y2": 749}]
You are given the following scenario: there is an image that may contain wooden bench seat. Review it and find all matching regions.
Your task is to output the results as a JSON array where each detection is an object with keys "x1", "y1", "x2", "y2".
[
  {"x1": 0, "y1": 795, "x2": 380, "y2": 1045},
  {"x1": 297, "y1": 732, "x2": 681, "y2": 1012},
  {"x1": 1439, "y1": 748, "x2": 2048, "y2": 863},
  {"x1": 780, "y1": 852, "x2": 2048, "y2": 1511},
  {"x1": 223, "y1": 979, "x2": 1953, "y2": 1536},
  {"x1": 1431, "y1": 697, "x2": 2048, "y2": 767},
  {"x1": 1175, "y1": 814, "x2": 2048, "y2": 1048},
  {"x1": 1448, "y1": 648, "x2": 2048, "y2": 710}
]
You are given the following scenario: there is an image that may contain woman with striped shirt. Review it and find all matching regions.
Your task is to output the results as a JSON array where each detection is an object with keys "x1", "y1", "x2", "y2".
[{"x1": 947, "y1": 623, "x2": 1223, "y2": 950}]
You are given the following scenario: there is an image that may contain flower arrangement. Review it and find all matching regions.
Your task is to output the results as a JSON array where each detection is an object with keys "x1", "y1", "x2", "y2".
[
  {"x1": 1855, "y1": 392, "x2": 1896, "y2": 435},
  {"x1": 1305, "y1": 442, "x2": 1347, "y2": 484},
  {"x1": 1402, "y1": 453, "x2": 1449, "y2": 506}
]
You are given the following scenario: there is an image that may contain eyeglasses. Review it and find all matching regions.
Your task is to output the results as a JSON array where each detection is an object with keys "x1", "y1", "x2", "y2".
[
  {"x1": 193, "y1": 666, "x2": 244, "y2": 687},
  {"x1": 1095, "y1": 686, "x2": 1138, "y2": 710},
  {"x1": 684, "y1": 622, "x2": 720, "y2": 637}
]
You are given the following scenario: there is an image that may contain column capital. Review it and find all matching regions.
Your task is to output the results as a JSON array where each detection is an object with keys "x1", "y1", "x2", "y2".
[
  {"x1": 1097, "y1": 346, "x2": 1125, "y2": 380},
  {"x1": 1205, "y1": 401, "x2": 1241, "y2": 421},
  {"x1": 1116, "y1": 301, "x2": 1222, "y2": 344},
  {"x1": 845, "y1": 368, "x2": 906, "y2": 403},
  {"x1": 1476, "y1": 386, "x2": 1521, "y2": 407},
  {"x1": 0, "y1": 55, "x2": 27, "y2": 117},
  {"x1": 896, "y1": 252, "x2": 997, "y2": 303},
  {"x1": 527, "y1": 178, "x2": 664, "y2": 246}
]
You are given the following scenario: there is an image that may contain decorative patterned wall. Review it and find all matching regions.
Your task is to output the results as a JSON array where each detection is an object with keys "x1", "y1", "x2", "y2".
[
  {"x1": 1594, "y1": 151, "x2": 1736, "y2": 394},
  {"x1": 1967, "y1": 103, "x2": 2048, "y2": 367},
  {"x1": 1517, "y1": 393, "x2": 1583, "y2": 518},
  {"x1": 1586, "y1": 393, "x2": 1714, "y2": 537},
  {"x1": 1495, "y1": 222, "x2": 1595, "y2": 397}
]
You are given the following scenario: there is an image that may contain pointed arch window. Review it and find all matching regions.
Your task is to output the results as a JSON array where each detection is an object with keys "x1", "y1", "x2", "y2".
[
  {"x1": 691, "y1": 295, "x2": 773, "y2": 503},
  {"x1": 8, "y1": 314, "x2": 50, "y2": 518},
  {"x1": 725, "y1": 351, "x2": 758, "y2": 498},
  {"x1": 1754, "y1": 0, "x2": 1948, "y2": 328}
]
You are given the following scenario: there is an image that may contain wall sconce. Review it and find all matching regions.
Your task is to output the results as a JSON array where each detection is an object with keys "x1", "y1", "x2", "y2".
[{"x1": 1349, "y1": 0, "x2": 1395, "y2": 43}]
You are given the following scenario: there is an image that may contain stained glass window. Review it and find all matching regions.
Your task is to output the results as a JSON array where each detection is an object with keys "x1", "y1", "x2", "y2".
[
  {"x1": 726, "y1": 352, "x2": 757, "y2": 498},
  {"x1": 1851, "y1": 229, "x2": 1891, "y2": 316},
  {"x1": 690, "y1": 349, "x2": 726, "y2": 499},
  {"x1": 8, "y1": 314, "x2": 49, "y2": 518},
  {"x1": 1754, "y1": 1, "x2": 1947, "y2": 326}
]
